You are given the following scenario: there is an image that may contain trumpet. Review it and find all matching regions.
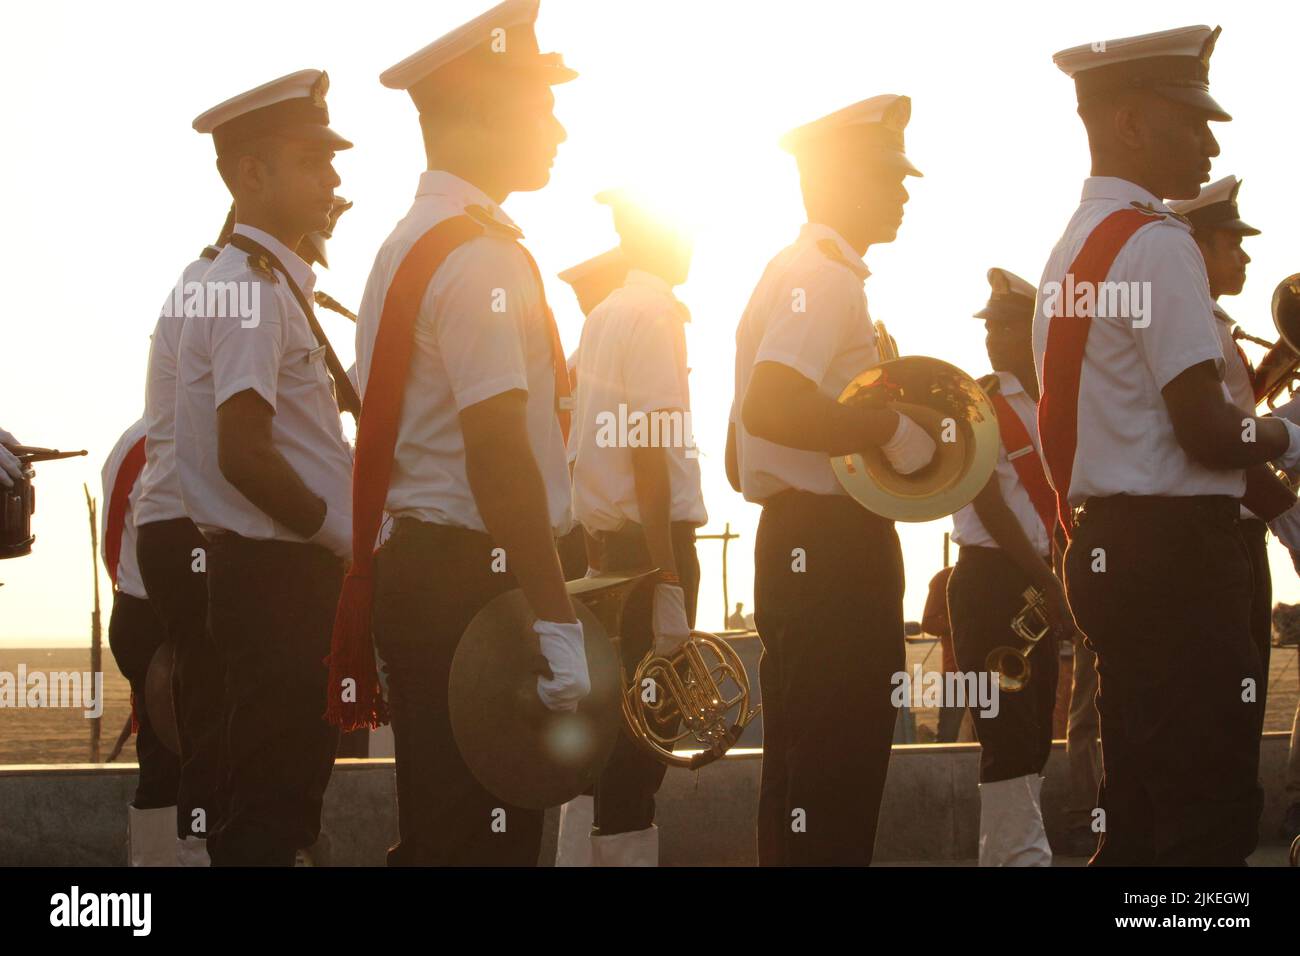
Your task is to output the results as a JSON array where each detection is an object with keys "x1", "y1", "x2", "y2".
[
  {"x1": 985, "y1": 586, "x2": 1053, "y2": 693},
  {"x1": 569, "y1": 572, "x2": 759, "y2": 770},
  {"x1": 830, "y1": 320, "x2": 1000, "y2": 522}
]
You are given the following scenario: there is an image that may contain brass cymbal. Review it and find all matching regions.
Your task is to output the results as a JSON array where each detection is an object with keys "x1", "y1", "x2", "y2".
[{"x1": 449, "y1": 589, "x2": 622, "y2": 810}]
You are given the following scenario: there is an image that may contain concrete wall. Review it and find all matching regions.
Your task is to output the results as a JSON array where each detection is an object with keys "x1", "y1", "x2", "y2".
[{"x1": 1, "y1": 734, "x2": 1291, "y2": 866}]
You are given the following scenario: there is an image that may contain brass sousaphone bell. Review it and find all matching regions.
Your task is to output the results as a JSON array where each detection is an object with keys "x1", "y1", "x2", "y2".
[
  {"x1": 830, "y1": 322, "x2": 1000, "y2": 522},
  {"x1": 1246, "y1": 274, "x2": 1300, "y2": 409}
]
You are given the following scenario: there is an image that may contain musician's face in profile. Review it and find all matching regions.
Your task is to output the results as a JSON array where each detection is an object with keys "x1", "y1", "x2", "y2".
[
  {"x1": 1141, "y1": 96, "x2": 1220, "y2": 201},
  {"x1": 985, "y1": 316, "x2": 1034, "y2": 375},
  {"x1": 221, "y1": 138, "x2": 341, "y2": 239},
  {"x1": 845, "y1": 161, "x2": 910, "y2": 245},
  {"x1": 1197, "y1": 229, "x2": 1250, "y2": 298},
  {"x1": 492, "y1": 82, "x2": 567, "y2": 193}
]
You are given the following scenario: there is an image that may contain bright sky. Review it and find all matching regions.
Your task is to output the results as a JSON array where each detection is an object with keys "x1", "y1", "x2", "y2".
[{"x1": 3, "y1": 1, "x2": 1299, "y2": 646}]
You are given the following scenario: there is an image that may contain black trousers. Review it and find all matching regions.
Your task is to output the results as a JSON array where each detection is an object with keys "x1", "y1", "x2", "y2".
[
  {"x1": 591, "y1": 522, "x2": 700, "y2": 835},
  {"x1": 947, "y1": 547, "x2": 1058, "y2": 783},
  {"x1": 204, "y1": 534, "x2": 342, "y2": 866},
  {"x1": 136, "y1": 517, "x2": 224, "y2": 840},
  {"x1": 1066, "y1": 495, "x2": 1263, "y2": 866},
  {"x1": 107, "y1": 590, "x2": 180, "y2": 809},
  {"x1": 373, "y1": 518, "x2": 542, "y2": 866},
  {"x1": 754, "y1": 491, "x2": 904, "y2": 866},
  {"x1": 1239, "y1": 518, "x2": 1272, "y2": 718}
]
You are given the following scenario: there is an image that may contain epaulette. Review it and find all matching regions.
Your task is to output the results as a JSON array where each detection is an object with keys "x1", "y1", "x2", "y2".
[
  {"x1": 976, "y1": 373, "x2": 1002, "y2": 396},
  {"x1": 465, "y1": 203, "x2": 523, "y2": 240},
  {"x1": 246, "y1": 252, "x2": 278, "y2": 283},
  {"x1": 1129, "y1": 200, "x2": 1189, "y2": 227},
  {"x1": 815, "y1": 238, "x2": 869, "y2": 280}
]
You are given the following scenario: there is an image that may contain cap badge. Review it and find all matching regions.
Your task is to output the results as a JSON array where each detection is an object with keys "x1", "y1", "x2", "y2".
[
  {"x1": 311, "y1": 72, "x2": 329, "y2": 109},
  {"x1": 1199, "y1": 26, "x2": 1221, "y2": 67}
]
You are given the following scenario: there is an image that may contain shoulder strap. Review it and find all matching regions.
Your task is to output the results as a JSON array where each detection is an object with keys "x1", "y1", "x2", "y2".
[
  {"x1": 227, "y1": 233, "x2": 362, "y2": 419},
  {"x1": 1037, "y1": 208, "x2": 1156, "y2": 537},
  {"x1": 990, "y1": 392, "x2": 1057, "y2": 539},
  {"x1": 105, "y1": 436, "x2": 147, "y2": 587},
  {"x1": 326, "y1": 215, "x2": 484, "y2": 731}
]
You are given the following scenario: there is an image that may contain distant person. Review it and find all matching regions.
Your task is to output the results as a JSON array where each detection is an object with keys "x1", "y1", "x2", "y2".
[
  {"x1": 101, "y1": 418, "x2": 179, "y2": 866},
  {"x1": 727, "y1": 602, "x2": 746, "y2": 630},
  {"x1": 947, "y1": 268, "x2": 1077, "y2": 866},
  {"x1": 920, "y1": 566, "x2": 961, "y2": 743},
  {"x1": 735, "y1": 93, "x2": 929, "y2": 865}
]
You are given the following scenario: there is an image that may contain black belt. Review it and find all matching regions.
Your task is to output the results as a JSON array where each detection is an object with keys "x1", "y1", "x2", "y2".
[{"x1": 1072, "y1": 494, "x2": 1239, "y2": 526}]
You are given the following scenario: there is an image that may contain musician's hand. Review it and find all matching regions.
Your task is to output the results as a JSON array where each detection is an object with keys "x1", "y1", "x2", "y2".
[
  {"x1": 1043, "y1": 579, "x2": 1081, "y2": 644},
  {"x1": 535, "y1": 620, "x2": 591, "y2": 712},
  {"x1": 881, "y1": 411, "x2": 936, "y2": 475},
  {"x1": 1269, "y1": 499, "x2": 1300, "y2": 553},
  {"x1": 651, "y1": 582, "x2": 691, "y2": 657},
  {"x1": 308, "y1": 501, "x2": 352, "y2": 561},
  {"x1": 0, "y1": 442, "x2": 22, "y2": 489},
  {"x1": 0, "y1": 427, "x2": 17, "y2": 447}
]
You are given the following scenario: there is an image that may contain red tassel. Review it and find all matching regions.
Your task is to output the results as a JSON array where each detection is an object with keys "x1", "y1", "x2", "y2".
[
  {"x1": 324, "y1": 569, "x2": 389, "y2": 731},
  {"x1": 129, "y1": 690, "x2": 140, "y2": 735}
]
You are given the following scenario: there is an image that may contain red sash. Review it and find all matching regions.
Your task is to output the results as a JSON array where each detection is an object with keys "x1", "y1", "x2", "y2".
[
  {"x1": 1037, "y1": 208, "x2": 1156, "y2": 537},
  {"x1": 326, "y1": 216, "x2": 484, "y2": 731},
  {"x1": 990, "y1": 392, "x2": 1057, "y2": 538},
  {"x1": 105, "y1": 436, "x2": 147, "y2": 587}
]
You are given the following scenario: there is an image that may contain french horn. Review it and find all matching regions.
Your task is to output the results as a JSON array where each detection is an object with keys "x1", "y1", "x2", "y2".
[
  {"x1": 569, "y1": 572, "x2": 760, "y2": 770},
  {"x1": 830, "y1": 321, "x2": 1000, "y2": 522}
]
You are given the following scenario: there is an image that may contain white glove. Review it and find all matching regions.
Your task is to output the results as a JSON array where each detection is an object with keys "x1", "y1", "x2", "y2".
[
  {"x1": 1272, "y1": 417, "x2": 1300, "y2": 473},
  {"x1": 881, "y1": 413, "x2": 936, "y2": 475},
  {"x1": 1269, "y1": 499, "x2": 1300, "y2": 552},
  {"x1": 1270, "y1": 394, "x2": 1300, "y2": 426},
  {"x1": 535, "y1": 619, "x2": 591, "y2": 712},
  {"x1": 0, "y1": 427, "x2": 17, "y2": 445},
  {"x1": 651, "y1": 582, "x2": 691, "y2": 657},
  {"x1": 308, "y1": 503, "x2": 352, "y2": 561},
  {"x1": 0, "y1": 443, "x2": 22, "y2": 489}
]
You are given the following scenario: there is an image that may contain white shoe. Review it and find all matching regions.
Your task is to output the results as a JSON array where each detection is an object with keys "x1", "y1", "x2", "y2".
[
  {"x1": 127, "y1": 805, "x2": 178, "y2": 867},
  {"x1": 176, "y1": 836, "x2": 210, "y2": 867},
  {"x1": 555, "y1": 795, "x2": 594, "y2": 867},
  {"x1": 591, "y1": 825, "x2": 659, "y2": 867},
  {"x1": 977, "y1": 774, "x2": 1052, "y2": 867}
]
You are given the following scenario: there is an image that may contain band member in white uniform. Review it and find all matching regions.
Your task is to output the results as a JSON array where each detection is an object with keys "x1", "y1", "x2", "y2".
[
  {"x1": 947, "y1": 268, "x2": 1078, "y2": 866},
  {"x1": 338, "y1": 0, "x2": 588, "y2": 866},
  {"x1": 734, "y1": 94, "x2": 933, "y2": 865},
  {"x1": 556, "y1": 247, "x2": 629, "y2": 581},
  {"x1": 102, "y1": 418, "x2": 179, "y2": 866},
  {"x1": 136, "y1": 219, "x2": 229, "y2": 865},
  {"x1": 1168, "y1": 176, "x2": 1274, "y2": 717},
  {"x1": 559, "y1": 189, "x2": 705, "y2": 866},
  {"x1": 176, "y1": 69, "x2": 355, "y2": 866},
  {"x1": 1037, "y1": 25, "x2": 1300, "y2": 865}
]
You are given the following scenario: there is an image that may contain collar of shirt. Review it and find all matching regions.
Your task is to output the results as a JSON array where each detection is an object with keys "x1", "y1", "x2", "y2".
[
  {"x1": 1079, "y1": 176, "x2": 1185, "y2": 224},
  {"x1": 624, "y1": 268, "x2": 691, "y2": 322},
  {"x1": 994, "y1": 369, "x2": 1028, "y2": 398},
  {"x1": 1212, "y1": 302, "x2": 1233, "y2": 325},
  {"x1": 233, "y1": 223, "x2": 316, "y2": 295},
  {"x1": 800, "y1": 222, "x2": 870, "y2": 281},
  {"x1": 416, "y1": 170, "x2": 520, "y2": 235}
]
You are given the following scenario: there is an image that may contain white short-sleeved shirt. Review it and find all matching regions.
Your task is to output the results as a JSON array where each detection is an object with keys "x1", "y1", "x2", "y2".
[
  {"x1": 101, "y1": 418, "x2": 148, "y2": 599},
  {"x1": 1212, "y1": 305, "x2": 1258, "y2": 519},
  {"x1": 733, "y1": 223, "x2": 881, "y2": 503},
  {"x1": 950, "y1": 371, "x2": 1051, "y2": 557},
  {"x1": 572, "y1": 269, "x2": 707, "y2": 532},
  {"x1": 354, "y1": 170, "x2": 571, "y2": 535},
  {"x1": 136, "y1": 249, "x2": 219, "y2": 527},
  {"x1": 1031, "y1": 177, "x2": 1244, "y2": 505},
  {"x1": 175, "y1": 224, "x2": 354, "y2": 541}
]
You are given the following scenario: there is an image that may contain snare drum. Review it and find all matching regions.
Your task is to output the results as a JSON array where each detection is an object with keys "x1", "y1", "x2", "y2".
[{"x1": 1, "y1": 473, "x2": 35, "y2": 559}]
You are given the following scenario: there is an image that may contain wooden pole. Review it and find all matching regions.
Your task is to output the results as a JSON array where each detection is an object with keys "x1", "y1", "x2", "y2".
[{"x1": 84, "y1": 484, "x2": 102, "y2": 763}]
